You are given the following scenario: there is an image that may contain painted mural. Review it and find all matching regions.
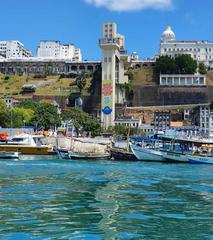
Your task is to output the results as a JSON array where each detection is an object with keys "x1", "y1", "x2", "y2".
[{"x1": 101, "y1": 80, "x2": 113, "y2": 115}]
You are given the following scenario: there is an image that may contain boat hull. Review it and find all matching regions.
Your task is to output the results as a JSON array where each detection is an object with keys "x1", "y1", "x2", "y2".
[
  {"x1": 110, "y1": 148, "x2": 137, "y2": 161},
  {"x1": 0, "y1": 151, "x2": 19, "y2": 159},
  {"x1": 69, "y1": 153, "x2": 110, "y2": 160},
  {"x1": 130, "y1": 144, "x2": 165, "y2": 162},
  {"x1": 0, "y1": 145, "x2": 53, "y2": 155},
  {"x1": 188, "y1": 156, "x2": 213, "y2": 164},
  {"x1": 19, "y1": 154, "x2": 59, "y2": 161},
  {"x1": 162, "y1": 151, "x2": 189, "y2": 163}
]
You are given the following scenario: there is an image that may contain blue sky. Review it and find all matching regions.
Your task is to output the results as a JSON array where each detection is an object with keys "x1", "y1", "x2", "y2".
[{"x1": 1, "y1": 0, "x2": 213, "y2": 60}]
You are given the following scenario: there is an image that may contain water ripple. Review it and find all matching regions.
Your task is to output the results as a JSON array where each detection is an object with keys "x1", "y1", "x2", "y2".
[{"x1": 0, "y1": 160, "x2": 212, "y2": 239}]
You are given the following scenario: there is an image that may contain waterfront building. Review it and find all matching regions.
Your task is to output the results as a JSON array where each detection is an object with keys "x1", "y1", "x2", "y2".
[
  {"x1": 114, "y1": 117, "x2": 141, "y2": 128},
  {"x1": 160, "y1": 26, "x2": 213, "y2": 70},
  {"x1": 154, "y1": 111, "x2": 171, "y2": 132},
  {"x1": 37, "y1": 41, "x2": 82, "y2": 61},
  {"x1": 193, "y1": 105, "x2": 210, "y2": 134},
  {"x1": 99, "y1": 22, "x2": 129, "y2": 129},
  {"x1": 0, "y1": 41, "x2": 32, "y2": 59}
]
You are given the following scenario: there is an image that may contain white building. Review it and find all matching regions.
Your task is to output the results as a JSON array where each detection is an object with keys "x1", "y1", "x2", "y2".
[
  {"x1": 37, "y1": 41, "x2": 82, "y2": 61},
  {"x1": 160, "y1": 26, "x2": 213, "y2": 70},
  {"x1": 0, "y1": 41, "x2": 32, "y2": 59},
  {"x1": 160, "y1": 74, "x2": 206, "y2": 86},
  {"x1": 99, "y1": 22, "x2": 129, "y2": 129}
]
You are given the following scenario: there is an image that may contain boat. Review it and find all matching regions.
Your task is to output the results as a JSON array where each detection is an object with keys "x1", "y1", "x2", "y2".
[
  {"x1": 130, "y1": 143, "x2": 165, "y2": 162},
  {"x1": 69, "y1": 152, "x2": 110, "y2": 160},
  {"x1": 110, "y1": 148, "x2": 137, "y2": 161},
  {"x1": 0, "y1": 151, "x2": 19, "y2": 159},
  {"x1": 188, "y1": 155, "x2": 213, "y2": 164},
  {"x1": 161, "y1": 150, "x2": 189, "y2": 163},
  {"x1": 56, "y1": 148, "x2": 110, "y2": 160},
  {"x1": 0, "y1": 133, "x2": 55, "y2": 155}
]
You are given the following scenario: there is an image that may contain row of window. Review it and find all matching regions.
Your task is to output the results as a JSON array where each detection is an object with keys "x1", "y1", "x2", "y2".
[{"x1": 163, "y1": 47, "x2": 213, "y2": 52}]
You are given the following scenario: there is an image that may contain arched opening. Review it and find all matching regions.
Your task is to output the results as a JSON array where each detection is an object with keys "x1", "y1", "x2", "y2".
[
  {"x1": 71, "y1": 65, "x2": 77, "y2": 71},
  {"x1": 87, "y1": 65, "x2": 94, "y2": 72}
]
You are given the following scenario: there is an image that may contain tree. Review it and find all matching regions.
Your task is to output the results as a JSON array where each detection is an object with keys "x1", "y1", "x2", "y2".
[
  {"x1": 75, "y1": 74, "x2": 87, "y2": 94},
  {"x1": 0, "y1": 100, "x2": 10, "y2": 128},
  {"x1": 31, "y1": 103, "x2": 61, "y2": 130},
  {"x1": 156, "y1": 55, "x2": 197, "y2": 75},
  {"x1": 16, "y1": 100, "x2": 38, "y2": 111},
  {"x1": 155, "y1": 55, "x2": 177, "y2": 74},
  {"x1": 175, "y1": 55, "x2": 197, "y2": 74},
  {"x1": 11, "y1": 108, "x2": 34, "y2": 128},
  {"x1": 62, "y1": 108, "x2": 101, "y2": 137},
  {"x1": 198, "y1": 63, "x2": 207, "y2": 74}
]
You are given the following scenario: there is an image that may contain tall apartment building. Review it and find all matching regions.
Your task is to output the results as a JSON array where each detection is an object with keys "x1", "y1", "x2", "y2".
[
  {"x1": 37, "y1": 41, "x2": 82, "y2": 61},
  {"x1": 160, "y1": 26, "x2": 213, "y2": 70},
  {"x1": 0, "y1": 41, "x2": 32, "y2": 59}
]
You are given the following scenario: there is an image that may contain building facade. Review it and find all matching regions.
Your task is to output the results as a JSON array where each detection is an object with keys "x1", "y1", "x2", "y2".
[
  {"x1": 154, "y1": 111, "x2": 171, "y2": 132},
  {"x1": 99, "y1": 22, "x2": 129, "y2": 129},
  {"x1": 0, "y1": 59, "x2": 100, "y2": 74},
  {"x1": 0, "y1": 41, "x2": 32, "y2": 59},
  {"x1": 37, "y1": 41, "x2": 82, "y2": 61},
  {"x1": 160, "y1": 74, "x2": 206, "y2": 86},
  {"x1": 160, "y1": 26, "x2": 213, "y2": 70}
]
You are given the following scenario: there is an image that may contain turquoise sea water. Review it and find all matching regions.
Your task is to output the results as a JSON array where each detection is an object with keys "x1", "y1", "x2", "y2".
[{"x1": 0, "y1": 159, "x2": 212, "y2": 240}]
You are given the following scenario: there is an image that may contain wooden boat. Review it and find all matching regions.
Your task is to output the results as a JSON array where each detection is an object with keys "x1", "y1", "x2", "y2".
[
  {"x1": 0, "y1": 151, "x2": 19, "y2": 159},
  {"x1": 56, "y1": 148, "x2": 110, "y2": 160},
  {"x1": 188, "y1": 155, "x2": 213, "y2": 164},
  {"x1": 110, "y1": 148, "x2": 137, "y2": 161},
  {"x1": 69, "y1": 152, "x2": 110, "y2": 160}
]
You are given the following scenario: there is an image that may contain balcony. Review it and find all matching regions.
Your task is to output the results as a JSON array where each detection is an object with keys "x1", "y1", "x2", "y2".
[{"x1": 99, "y1": 38, "x2": 120, "y2": 48}]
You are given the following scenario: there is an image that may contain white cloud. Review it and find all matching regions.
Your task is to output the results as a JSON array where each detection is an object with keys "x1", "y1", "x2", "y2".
[{"x1": 84, "y1": 0, "x2": 173, "y2": 11}]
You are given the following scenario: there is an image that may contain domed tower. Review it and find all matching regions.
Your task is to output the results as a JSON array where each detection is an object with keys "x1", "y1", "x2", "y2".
[{"x1": 161, "y1": 26, "x2": 176, "y2": 42}]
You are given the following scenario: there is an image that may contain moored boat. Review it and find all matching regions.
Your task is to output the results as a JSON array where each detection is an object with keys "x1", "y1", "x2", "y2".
[
  {"x1": 0, "y1": 151, "x2": 19, "y2": 159},
  {"x1": 161, "y1": 150, "x2": 189, "y2": 163},
  {"x1": 0, "y1": 133, "x2": 54, "y2": 155},
  {"x1": 110, "y1": 148, "x2": 137, "y2": 161},
  {"x1": 130, "y1": 143, "x2": 165, "y2": 162},
  {"x1": 188, "y1": 155, "x2": 213, "y2": 164},
  {"x1": 69, "y1": 152, "x2": 110, "y2": 160}
]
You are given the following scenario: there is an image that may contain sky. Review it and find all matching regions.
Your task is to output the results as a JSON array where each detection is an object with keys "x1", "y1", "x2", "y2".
[{"x1": 1, "y1": 0, "x2": 213, "y2": 60}]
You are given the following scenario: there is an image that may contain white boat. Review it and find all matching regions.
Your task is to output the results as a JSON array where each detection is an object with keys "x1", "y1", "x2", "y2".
[
  {"x1": 188, "y1": 155, "x2": 213, "y2": 164},
  {"x1": 130, "y1": 143, "x2": 165, "y2": 162},
  {"x1": 0, "y1": 151, "x2": 19, "y2": 159}
]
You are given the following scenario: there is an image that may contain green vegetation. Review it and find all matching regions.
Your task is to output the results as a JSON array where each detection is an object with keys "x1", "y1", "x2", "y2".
[
  {"x1": 198, "y1": 63, "x2": 207, "y2": 74},
  {"x1": 0, "y1": 100, "x2": 34, "y2": 128},
  {"x1": 75, "y1": 74, "x2": 87, "y2": 94},
  {"x1": 107, "y1": 125, "x2": 146, "y2": 137},
  {"x1": 62, "y1": 108, "x2": 101, "y2": 137},
  {"x1": 156, "y1": 55, "x2": 197, "y2": 75},
  {"x1": 0, "y1": 100, "x2": 61, "y2": 130},
  {"x1": 0, "y1": 73, "x2": 93, "y2": 97}
]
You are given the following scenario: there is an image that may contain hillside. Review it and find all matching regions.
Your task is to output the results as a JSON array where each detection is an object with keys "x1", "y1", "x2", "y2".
[{"x1": 0, "y1": 73, "x2": 93, "y2": 98}]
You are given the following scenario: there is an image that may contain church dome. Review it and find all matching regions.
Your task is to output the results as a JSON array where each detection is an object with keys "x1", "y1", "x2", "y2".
[{"x1": 161, "y1": 26, "x2": 176, "y2": 42}]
